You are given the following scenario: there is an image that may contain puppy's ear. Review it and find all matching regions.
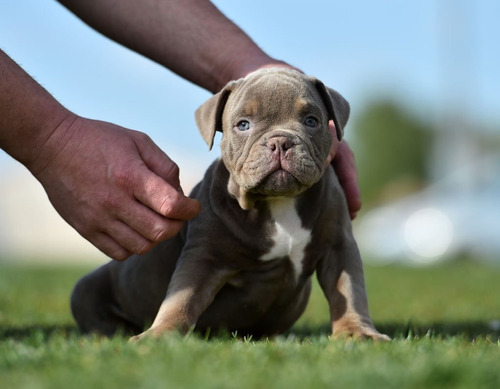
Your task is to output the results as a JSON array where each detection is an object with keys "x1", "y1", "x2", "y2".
[
  {"x1": 313, "y1": 80, "x2": 350, "y2": 141},
  {"x1": 194, "y1": 82, "x2": 237, "y2": 150}
]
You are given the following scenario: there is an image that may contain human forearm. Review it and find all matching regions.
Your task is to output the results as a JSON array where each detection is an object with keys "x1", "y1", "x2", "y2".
[
  {"x1": 0, "y1": 49, "x2": 73, "y2": 172},
  {"x1": 57, "y1": 0, "x2": 289, "y2": 93}
]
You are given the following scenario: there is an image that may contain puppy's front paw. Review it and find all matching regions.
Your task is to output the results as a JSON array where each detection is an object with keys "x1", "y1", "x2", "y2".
[
  {"x1": 129, "y1": 330, "x2": 153, "y2": 343},
  {"x1": 357, "y1": 328, "x2": 391, "y2": 342},
  {"x1": 332, "y1": 324, "x2": 391, "y2": 341},
  {"x1": 129, "y1": 327, "x2": 172, "y2": 343}
]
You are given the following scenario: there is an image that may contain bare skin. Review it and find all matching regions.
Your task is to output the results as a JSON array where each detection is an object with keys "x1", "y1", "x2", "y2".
[{"x1": 0, "y1": 0, "x2": 361, "y2": 260}]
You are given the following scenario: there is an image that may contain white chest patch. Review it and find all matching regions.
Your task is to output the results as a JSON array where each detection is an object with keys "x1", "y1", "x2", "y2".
[{"x1": 260, "y1": 198, "x2": 312, "y2": 278}]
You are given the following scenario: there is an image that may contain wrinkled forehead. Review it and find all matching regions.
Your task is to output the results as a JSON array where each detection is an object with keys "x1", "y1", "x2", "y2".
[{"x1": 226, "y1": 69, "x2": 326, "y2": 119}]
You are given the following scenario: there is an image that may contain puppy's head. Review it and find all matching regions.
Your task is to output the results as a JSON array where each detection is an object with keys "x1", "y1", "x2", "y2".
[{"x1": 195, "y1": 68, "x2": 350, "y2": 209}]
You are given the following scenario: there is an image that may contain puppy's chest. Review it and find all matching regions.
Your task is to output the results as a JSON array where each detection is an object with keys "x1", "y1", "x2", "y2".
[{"x1": 260, "y1": 198, "x2": 312, "y2": 277}]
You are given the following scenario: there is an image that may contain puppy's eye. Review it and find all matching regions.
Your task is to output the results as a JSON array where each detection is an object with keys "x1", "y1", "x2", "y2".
[
  {"x1": 237, "y1": 120, "x2": 251, "y2": 131},
  {"x1": 304, "y1": 116, "x2": 319, "y2": 128}
]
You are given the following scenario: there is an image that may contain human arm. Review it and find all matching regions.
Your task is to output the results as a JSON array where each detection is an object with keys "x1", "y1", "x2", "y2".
[{"x1": 57, "y1": 0, "x2": 291, "y2": 93}]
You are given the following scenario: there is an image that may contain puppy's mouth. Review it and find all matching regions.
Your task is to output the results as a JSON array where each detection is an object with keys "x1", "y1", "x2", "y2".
[
  {"x1": 264, "y1": 167, "x2": 298, "y2": 186},
  {"x1": 250, "y1": 165, "x2": 307, "y2": 196}
]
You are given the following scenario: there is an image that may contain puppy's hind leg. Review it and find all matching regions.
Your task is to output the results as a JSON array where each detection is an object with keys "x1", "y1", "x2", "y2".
[{"x1": 71, "y1": 265, "x2": 141, "y2": 336}]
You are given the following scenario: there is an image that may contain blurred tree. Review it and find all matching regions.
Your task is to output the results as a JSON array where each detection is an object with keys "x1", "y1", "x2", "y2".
[{"x1": 350, "y1": 100, "x2": 434, "y2": 208}]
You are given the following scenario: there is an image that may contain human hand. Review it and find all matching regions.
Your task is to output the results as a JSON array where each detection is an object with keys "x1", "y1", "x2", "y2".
[
  {"x1": 31, "y1": 115, "x2": 200, "y2": 260},
  {"x1": 326, "y1": 121, "x2": 362, "y2": 220}
]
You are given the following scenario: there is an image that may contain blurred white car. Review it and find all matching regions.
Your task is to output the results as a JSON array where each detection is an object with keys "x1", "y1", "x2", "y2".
[{"x1": 355, "y1": 155, "x2": 500, "y2": 265}]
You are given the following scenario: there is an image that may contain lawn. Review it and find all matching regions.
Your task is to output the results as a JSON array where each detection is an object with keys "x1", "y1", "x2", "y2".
[{"x1": 1, "y1": 259, "x2": 499, "y2": 389}]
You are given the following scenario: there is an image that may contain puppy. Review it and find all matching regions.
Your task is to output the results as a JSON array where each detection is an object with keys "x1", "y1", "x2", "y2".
[{"x1": 71, "y1": 68, "x2": 389, "y2": 341}]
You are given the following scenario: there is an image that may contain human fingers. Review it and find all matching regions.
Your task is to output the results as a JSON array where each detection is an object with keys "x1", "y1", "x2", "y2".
[
  {"x1": 115, "y1": 198, "x2": 186, "y2": 243},
  {"x1": 76, "y1": 181, "x2": 188, "y2": 260},
  {"x1": 86, "y1": 230, "x2": 132, "y2": 261},
  {"x1": 331, "y1": 141, "x2": 362, "y2": 219},
  {"x1": 325, "y1": 120, "x2": 341, "y2": 166},
  {"x1": 86, "y1": 211, "x2": 184, "y2": 261}
]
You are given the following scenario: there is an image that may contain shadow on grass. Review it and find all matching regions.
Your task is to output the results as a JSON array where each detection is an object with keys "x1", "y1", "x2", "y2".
[
  {"x1": 291, "y1": 321, "x2": 500, "y2": 341},
  {"x1": 0, "y1": 325, "x2": 80, "y2": 341},
  {"x1": 1, "y1": 321, "x2": 499, "y2": 342}
]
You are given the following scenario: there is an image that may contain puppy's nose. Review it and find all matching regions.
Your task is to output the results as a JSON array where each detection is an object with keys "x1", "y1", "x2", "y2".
[{"x1": 266, "y1": 136, "x2": 295, "y2": 153}]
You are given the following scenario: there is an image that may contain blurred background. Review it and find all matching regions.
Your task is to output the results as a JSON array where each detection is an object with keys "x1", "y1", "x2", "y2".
[{"x1": 1, "y1": 0, "x2": 499, "y2": 265}]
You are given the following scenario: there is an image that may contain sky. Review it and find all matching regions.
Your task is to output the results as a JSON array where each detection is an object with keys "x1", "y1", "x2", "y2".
[{"x1": 0, "y1": 0, "x2": 499, "y2": 260}]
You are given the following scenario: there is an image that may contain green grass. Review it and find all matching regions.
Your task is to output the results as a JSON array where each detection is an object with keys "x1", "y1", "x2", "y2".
[{"x1": 1, "y1": 260, "x2": 500, "y2": 389}]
